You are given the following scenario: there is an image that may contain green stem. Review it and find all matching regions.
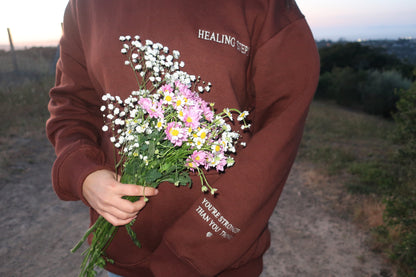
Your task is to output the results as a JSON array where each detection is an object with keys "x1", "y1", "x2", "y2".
[
  {"x1": 71, "y1": 216, "x2": 106, "y2": 253},
  {"x1": 72, "y1": 215, "x2": 121, "y2": 277}
]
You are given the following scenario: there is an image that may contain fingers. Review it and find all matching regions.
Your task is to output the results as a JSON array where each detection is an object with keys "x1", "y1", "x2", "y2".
[
  {"x1": 82, "y1": 169, "x2": 159, "y2": 226},
  {"x1": 100, "y1": 211, "x2": 135, "y2": 226},
  {"x1": 119, "y1": 183, "x2": 159, "y2": 197},
  {"x1": 114, "y1": 173, "x2": 156, "y2": 197},
  {"x1": 99, "y1": 196, "x2": 149, "y2": 226},
  {"x1": 112, "y1": 196, "x2": 147, "y2": 215},
  {"x1": 102, "y1": 183, "x2": 158, "y2": 226}
]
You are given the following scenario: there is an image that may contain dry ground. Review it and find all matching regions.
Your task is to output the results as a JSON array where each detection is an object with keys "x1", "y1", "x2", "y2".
[{"x1": 0, "y1": 131, "x2": 393, "y2": 277}]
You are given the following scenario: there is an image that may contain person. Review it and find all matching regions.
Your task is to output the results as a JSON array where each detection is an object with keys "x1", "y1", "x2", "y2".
[{"x1": 46, "y1": 0, "x2": 320, "y2": 276}]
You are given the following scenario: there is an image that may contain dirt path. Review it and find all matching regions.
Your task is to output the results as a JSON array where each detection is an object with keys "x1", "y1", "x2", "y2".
[
  {"x1": 0, "y1": 134, "x2": 392, "y2": 277},
  {"x1": 262, "y1": 163, "x2": 392, "y2": 277}
]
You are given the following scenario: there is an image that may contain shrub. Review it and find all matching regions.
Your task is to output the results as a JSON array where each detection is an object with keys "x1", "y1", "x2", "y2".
[
  {"x1": 330, "y1": 67, "x2": 367, "y2": 108},
  {"x1": 361, "y1": 70, "x2": 412, "y2": 117},
  {"x1": 393, "y1": 80, "x2": 416, "y2": 174},
  {"x1": 383, "y1": 78, "x2": 416, "y2": 276},
  {"x1": 384, "y1": 188, "x2": 416, "y2": 277},
  {"x1": 315, "y1": 71, "x2": 334, "y2": 99}
]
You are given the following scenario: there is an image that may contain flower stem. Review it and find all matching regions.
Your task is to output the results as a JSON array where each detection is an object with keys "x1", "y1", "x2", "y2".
[
  {"x1": 71, "y1": 215, "x2": 119, "y2": 277},
  {"x1": 71, "y1": 216, "x2": 105, "y2": 253}
]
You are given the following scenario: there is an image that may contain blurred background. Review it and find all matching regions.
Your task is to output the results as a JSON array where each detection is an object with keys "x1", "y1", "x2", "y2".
[
  {"x1": 0, "y1": 0, "x2": 415, "y2": 47},
  {"x1": 0, "y1": 1, "x2": 415, "y2": 277}
]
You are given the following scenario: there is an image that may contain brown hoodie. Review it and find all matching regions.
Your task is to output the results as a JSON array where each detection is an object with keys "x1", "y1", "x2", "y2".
[{"x1": 46, "y1": 0, "x2": 320, "y2": 276}]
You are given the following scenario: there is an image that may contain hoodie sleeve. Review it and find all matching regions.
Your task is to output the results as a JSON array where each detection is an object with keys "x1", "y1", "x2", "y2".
[
  {"x1": 46, "y1": 1, "x2": 113, "y2": 204},
  {"x1": 149, "y1": 10, "x2": 320, "y2": 277}
]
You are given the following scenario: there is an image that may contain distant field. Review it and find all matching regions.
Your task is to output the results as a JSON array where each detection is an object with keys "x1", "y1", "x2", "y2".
[
  {"x1": 0, "y1": 47, "x2": 58, "y2": 78},
  {"x1": 0, "y1": 47, "x2": 56, "y2": 135}
]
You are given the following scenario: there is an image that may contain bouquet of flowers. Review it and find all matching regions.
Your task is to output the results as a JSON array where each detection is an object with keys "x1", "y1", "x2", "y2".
[{"x1": 70, "y1": 35, "x2": 250, "y2": 277}]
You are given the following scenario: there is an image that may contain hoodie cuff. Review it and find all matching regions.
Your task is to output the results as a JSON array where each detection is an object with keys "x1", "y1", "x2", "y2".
[
  {"x1": 150, "y1": 241, "x2": 203, "y2": 277},
  {"x1": 52, "y1": 145, "x2": 114, "y2": 207}
]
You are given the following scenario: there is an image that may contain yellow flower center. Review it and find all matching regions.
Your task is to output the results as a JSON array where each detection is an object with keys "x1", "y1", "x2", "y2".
[{"x1": 170, "y1": 129, "x2": 179, "y2": 136}]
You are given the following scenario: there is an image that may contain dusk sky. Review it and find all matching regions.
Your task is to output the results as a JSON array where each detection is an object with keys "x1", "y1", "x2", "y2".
[{"x1": 0, "y1": 0, "x2": 415, "y2": 48}]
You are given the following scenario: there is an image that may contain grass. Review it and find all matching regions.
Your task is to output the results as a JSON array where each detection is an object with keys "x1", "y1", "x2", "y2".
[
  {"x1": 0, "y1": 48, "x2": 56, "y2": 183},
  {"x1": 299, "y1": 100, "x2": 397, "y2": 186},
  {"x1": 0, "y1": 76, "x2": 54, "y2": 183},
  {"x1": 0, "y1": 75, "x2": 54, "y2": 135},
  {"x1": 0, "y1": 47, "x2": 57, "y2": 75},
  {"x1": 299, "y1": 98, "x2": 397, "y2": 199},
  {"x1": 0, "y1": 47, "x2": 56, "y2": 134},
  {"x1": 298, "y1": 100, "x2": 411, "y2": 275}
]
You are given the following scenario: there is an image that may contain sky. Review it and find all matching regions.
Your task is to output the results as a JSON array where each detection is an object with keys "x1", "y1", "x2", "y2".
[{"x1": 0, "y1": 0, "x2": 415, "y2": 49}]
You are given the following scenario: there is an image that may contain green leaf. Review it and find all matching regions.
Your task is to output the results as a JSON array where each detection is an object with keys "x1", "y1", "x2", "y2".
[
  {"x1": 148, "y1": 141, "x2": 155, "y2": 158},
  {"x1": 125, "y1": 219, "x2": 142, "y2": 248},
  {"x1": 178, "y1": 173, "x2": 192, "y2": 186},
  {"x1": 160, "y1": 162, "x2": 173, "y2": 173},
  {"x1": 143, "y1": 168, "x2": 162, "y2": 184},
  {"x1": 162, "y1": 172, "x2": 191, "y2": 187}
]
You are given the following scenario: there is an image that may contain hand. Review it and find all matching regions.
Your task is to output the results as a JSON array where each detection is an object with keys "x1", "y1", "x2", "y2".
[{"x1": 82, "y1": 169, "x2": 159, "y2": 226}]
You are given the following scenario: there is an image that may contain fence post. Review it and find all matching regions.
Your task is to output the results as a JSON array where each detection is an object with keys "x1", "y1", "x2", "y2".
[{"x1": 7, "y1": 27, "x2": 19, "y2": 74}]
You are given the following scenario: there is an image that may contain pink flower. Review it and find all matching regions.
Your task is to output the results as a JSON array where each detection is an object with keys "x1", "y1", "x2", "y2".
[
  {"x1": 174, "y1": 80, "x2": 187, "y2": 92},
  {"x1": 205, "y1": 152, "x2": 227, "y2": 172},
  {"x1": 138, "y1": 97, "x2": 164, "y2": 119},
  {"x1": 200, "y1": 100, "x2": 214, "y2": 122},
  {"x1": 190, "y1": 150, "x2": 207, "y2": 166},
  {"x1": 176, "y1": 81, "x2": 197, "y2": 101},
  {"x1": 165, "y1": 122, "x2": 188, "y2": 146},
  {"x1": 160, "y1": 84, "x2": 173, "y2": 93},
  {"x1": 138, "y1": 97, "x2": 153, "y2": 111},
  {"x1": 186, "y1": 150, "x2": 208, "y2": 170},
  {"x1": 148, "y1": 102, "x2": 164, "y2": 119},
  {"x1": 181, "y1": 106, "x2": 202, "y2": 129},
  {"x1": 216, "y1": 156, "x2": 227, "y2": 172},
  {"x1": 204, "y1": 152, "x2": 214, "y2": 170}
]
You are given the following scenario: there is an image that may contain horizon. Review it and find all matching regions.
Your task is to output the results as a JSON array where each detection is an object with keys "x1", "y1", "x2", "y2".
[
  {"x1": 2, "y1": 26, "x2": 415, "y2": 51},
  {"x1": 2, "y1": 29, "x2": 415, "y2": 51},
  {"x1": 1, "y1": 0, "x2": 415, "y2": 50}
]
